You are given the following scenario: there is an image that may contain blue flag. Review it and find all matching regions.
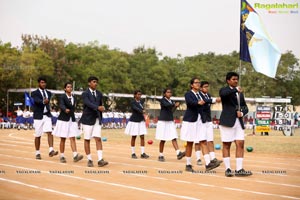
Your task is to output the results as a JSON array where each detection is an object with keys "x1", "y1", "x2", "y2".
[
  {"x1": 25, "y1": 92, "x2": 34, "y2": 106},
  {"x1": 240, "y1": 0, "x2": 281, "y2": 78}
]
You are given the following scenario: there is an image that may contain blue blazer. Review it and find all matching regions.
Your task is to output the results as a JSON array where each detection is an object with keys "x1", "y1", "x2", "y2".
[
  {"x1": 79, "y1": 89, "x2": 103, "y2": 125},
  {"x1": 219, "y1": 86, "x2": 248, "y2": 129},
  {"x1": 158, "y1": 98, "x2": 176, "y2": 121},
  {"x1": 57, "y1": 94, "x2": 76, "y2": 122},
  {"x1": 182, "y1": 90, "x2": 202, "y2": 122},
  {"x1": 31, "y1": 89, "x2": 52, "y2": 119},
  {"x1": 199, "y1": 92, "x2": 213, "y2": 123},
  {"x1": 129, "y1": 100, "x2": 145, "y2": 122}
]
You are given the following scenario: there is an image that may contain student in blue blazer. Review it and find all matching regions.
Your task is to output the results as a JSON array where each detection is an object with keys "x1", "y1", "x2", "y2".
[
  {"x1": 194, "y1": 81, "x2": 222, "y2": 166},
  {"x1": 180, "y1": 78, "x2": 220, "y2": 172},
  {"x1": 155, "y1": 88, "x2": 185, "y2": 162},
  {"x1": 79, "y1": 76, "x2": 108, "y2": 167},
  {"x1": 31, "y1": 77, "x2": 58, "y2": 160},
  {"x1": 125, "y1": 90, "x2": 149, "y2": 159},
  {"x1": 52, "y1": 82, "x2": 83, "y2": 163},
  {"x1": 219, "y1": 72, "x2": 252, "y2": 177}
]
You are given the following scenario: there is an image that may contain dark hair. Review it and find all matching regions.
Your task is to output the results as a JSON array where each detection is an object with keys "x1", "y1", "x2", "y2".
[
  {"x1": 64, "y1": 82, "x2": 72, "y2": 89},
  {"x1": 163, "y1": 88, "x2": 172, "y2": 97},
  {"x1": 226, "y1": 72, "x2": 239, "y2": 81},
  {"x1": 133, "y1": 90, "x2": 142, "y2": 95},
  {"x1": 37, "y1": 77, "x2": 47, "y2": 83},
  {"x1": 88, "y1": 76, "x2": 99, "y2": 82},
  {"x1": 200, "y1": 81, "x2": 209, "y2": 87},
  {"x1": 190, "y1": 77, "x2": 199, "y2": 89}
]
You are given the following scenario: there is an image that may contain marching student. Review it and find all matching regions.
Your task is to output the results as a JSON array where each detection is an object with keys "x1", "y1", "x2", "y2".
[
  {"x1": 125, "y1": 90, "x2": 149, "y2": 159},
  {"x1": 155, "y1": 88, "x2": 185, "y2": 162},
  {"x1": 180, "y1": 78, "x2": 220, "y2": 172},
  {"x1": 79, "y1": 76, "x2": 108, "y2": 167},
  {"x1": 16, "y1": 107, "x2": 24, "y2": 130},
  {"x1": 31, "y1": 77, "x2": 58, "y2": 159},
  {"x1": 52, "y1": 82, "x2": 84, "y2": 163},
  {"x1": 219, "y1": 72, "x2": 252, "y2": 177},
  {"x1": 199, "y1": 81, "x2": 222, "y2": 165}
]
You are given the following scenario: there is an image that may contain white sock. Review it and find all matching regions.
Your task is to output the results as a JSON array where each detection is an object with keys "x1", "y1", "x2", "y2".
[
  {"x1": 236, "y1": 158, "x2": 243, "y2": 171},
  {"x1": 97, "y1": 150, "x2": 103, "y2": 161},
  {"x1": 204, "y1": 154, "x2": 210, "y2": 165},
  {"x1": 196, "y1": 151, "x2": 201, "y2": 160},
  {"x1": 209, "y1": 152, "x2": 216, "y2": 160},
  {"x1": 176, "y1": 149, "x2": 180, "y2": 155},
  {"x1": 223, "y1": 157, "x2": 231, "y2": 169},
  {"x1": 131, "y1": 146, "x2": 135, "y2": 154},
  {"x1": 141, "y1": 146, "x2": 145, "y2": 154},
  {"x1": 186, "y1": 157, "x2": 192, "y2": 165},
  {"x1": 60, "y1": 153, "x2": 64, "y2": 158},
  {"x1": 87, "y1": 154, "x2": 92, "y2": 161},
  {"x1": 36, "y1": 150, "x2": 40, "y2": 155},
  {"x1": 49, "y1": 147, "x2": 54, "y2": 152},
  {"x1": 73, "y1": 152, "x2": 78, "y2": 158},
  {"x1": 159, "y1": 152, "x2": 164, "y2": 157}
]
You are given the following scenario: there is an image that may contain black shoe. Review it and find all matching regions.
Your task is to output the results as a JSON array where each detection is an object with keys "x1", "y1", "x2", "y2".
[
  {"x1": 197, "y1": 159, "x2": 202, "y2": 166},
  {"x1": 49, "y1": 150, "x2": 58, "y2": 157},
  {"x1": 185, "y1": 165, "x2": 195, "y2": 172},
  {"x1": 235, "y1": 168, "x2": 253, "y2": 177},
  {"x1": 73, "y1": 154, "x2": 84, "y2": 162},
  {"x1": 87, "y1": 160, "x2": 94, "y2": 167},
  {"x1": 225, "y1": 168, "x2": 234, "y2": 177},
  {"x1": 158, "y1": 156, "x2": 165, "y2": 162},
  {"x1": 131, "y1": 153, "x2": 138, "y2": 159},
  {"x1": 141, "y1": 153, "x2": 149, "y2": 159},
  {"x1": 60, "y1": 157, "x2": 66, "y2": 163},
  {"x1": 98, "y1": 159, "x2": 108, "y2": 167},
  {"x1": 211, "y1": 158, "x2": 223, "y2": 165},
  {"x1": 177, "y1": 151, "x2": 185, "y2": 160},
  {"x1": 36, "y1": 154, "x2": 41, "y2": 160},
  {"x1": 205, "y1": 161, "x2": 220, "y2": 171}
]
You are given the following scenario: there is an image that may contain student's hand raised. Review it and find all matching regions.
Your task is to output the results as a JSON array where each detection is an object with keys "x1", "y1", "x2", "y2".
[
  {"x1": 43, "y1": 98, "x2": 49, "y2": 104},
  {"x1": 198, "y1": 100, "x2": 205, "y2": 105},
  {"x1": 98, "y1": 106, "x2": 105, "y2": 112}
]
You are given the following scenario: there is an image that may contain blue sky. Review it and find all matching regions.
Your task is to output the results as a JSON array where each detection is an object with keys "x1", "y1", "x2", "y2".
[{"x1": 0, "y1": 0, "x2": 299, "y2": 58}]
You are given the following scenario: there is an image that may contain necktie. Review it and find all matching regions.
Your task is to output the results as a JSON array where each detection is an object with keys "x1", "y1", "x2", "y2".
[
  {"x1": 236, "y1": 92, "x2": 241, "y2": 110},
  {"x1": 68, "y1": 98, "x2": 72, "y2": 105},
  {"x1": 92, "y1": 91, "x2": 96, "y2": 101},
  {"x1": 138, "y1": 101, "x2": 143, "y2": 108},
  {"x1": 196, "y1": 93, "x2": 201, "y2": 100},
  {"x1": 42, "y1": 90, "x2": 46, "y2": 99},
  {"x1": 205, "y1": 94, "x2": 209, "y2": 99}
]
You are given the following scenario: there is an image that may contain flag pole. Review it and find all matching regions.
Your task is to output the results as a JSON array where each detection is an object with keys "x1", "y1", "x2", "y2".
[
  {"x1": 239, "y1": 60, "x2": 242, "y2": 87},
  {"x1": 29, "y1": 77, "x2": 32, "y2": 111}
]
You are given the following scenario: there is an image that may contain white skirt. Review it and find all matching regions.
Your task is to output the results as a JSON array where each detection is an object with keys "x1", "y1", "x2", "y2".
[
  {"x1": 180, "y1": 114, "x2": 203, "y2": 142},
  {"x1": 52, "y1": 119, "x2": 79, "y2": 138},
  {"x1": 125, "y1": 121, "x2": 147, "y2": 136},
  {"x1": 155, "y1": 121, "x2": 178, "y2": 141}
]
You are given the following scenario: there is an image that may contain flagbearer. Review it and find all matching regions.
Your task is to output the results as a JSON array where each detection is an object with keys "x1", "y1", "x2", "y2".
[
  {"x1": 219, "y1": 72, "x2": 252, "y2": 177},
  {"x1": 31, "y1": 77, "x2": 58, "y2": 160}
]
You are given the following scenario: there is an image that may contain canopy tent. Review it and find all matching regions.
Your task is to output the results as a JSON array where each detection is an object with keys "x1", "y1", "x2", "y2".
[{"x1": 6, "y1": 88, "x2": 291, "y2": 116}]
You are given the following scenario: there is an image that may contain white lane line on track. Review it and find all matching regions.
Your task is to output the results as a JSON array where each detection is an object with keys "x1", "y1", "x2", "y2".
[
  {"x1": 0, "y1": 143, "x2": 298, "y2": 174},
  {"x1": 0, "y1": 177, "x2": 94, "y2": 200},
  {"x1": 0, "y1": 146, "x2": 292, "y2": 180},
  {"x1": 0, "y1": 163, "x2": 200, "y2": 200},
  {"x1": 0, "y1": 137, "x2": 300, "y2": 173},
  {"x1": 1, "y1": 155, "x2": 300, "y2": 200},
  {"x1": 7, "y1": 131, "x2": 300, "y2": 162}
]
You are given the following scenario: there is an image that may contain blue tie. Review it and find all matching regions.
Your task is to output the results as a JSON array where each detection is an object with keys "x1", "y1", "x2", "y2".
[
  {"x1": 42, "y1": 90, "x2": 46, "y2": 99},
  {"x1": 196, "y1": 93, "x2": 201, "y2": 100},
  {"x1": 92, "y1": 91, "x2": 96, "y2": 101}
]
